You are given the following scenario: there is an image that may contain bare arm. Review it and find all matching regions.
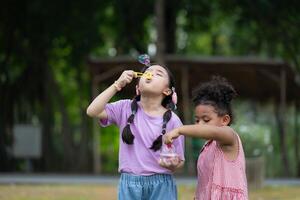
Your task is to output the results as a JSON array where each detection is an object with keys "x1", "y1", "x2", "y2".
[
  {"x1": 164, "y1": 124, "x2": 235, "y2": 146},
  {"x1": 86, "y1": 84, "x2": 118, "y2": 119},
  {"x1": 86, "y1": 70, "x2": 135, "y2": 119}
]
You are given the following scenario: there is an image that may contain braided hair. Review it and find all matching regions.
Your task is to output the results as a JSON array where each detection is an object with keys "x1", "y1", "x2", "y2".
[
  {"x1": 192, "y1": 76, "x2": 237, "y2": 125},
  {"x1": 121, "y1": 65, "x2": 176, "y2": 151}
]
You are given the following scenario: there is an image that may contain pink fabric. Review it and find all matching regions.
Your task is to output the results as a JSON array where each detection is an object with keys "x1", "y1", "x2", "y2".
[{"x1": 195, "y1": 134, "x2": 248, "y2": 200}]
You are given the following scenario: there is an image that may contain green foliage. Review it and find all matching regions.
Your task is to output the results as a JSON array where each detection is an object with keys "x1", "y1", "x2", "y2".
[
  {"x1": 233, "y1": 123, "x2": 272, "y2": 158},
  {"x1": 231, "y1": 102, "x2": 273, "y2": 158},
  {"x1": 100, "y1": 125, "x2": 120, "y2": 173},
  {"x1": 1, "y1": 0, "x2": 299, "y2": 176},
  {"x1": 180, "y1": 0, "x2": 300, "y2": 72},
  {"x1": 231, "y1": 101, "x2": 300, "y2": 177}
]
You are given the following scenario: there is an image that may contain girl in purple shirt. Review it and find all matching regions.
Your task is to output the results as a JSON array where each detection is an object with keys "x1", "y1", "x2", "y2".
[{"x1": 87, "y1": 63, "x2": 185, "y2": 200}]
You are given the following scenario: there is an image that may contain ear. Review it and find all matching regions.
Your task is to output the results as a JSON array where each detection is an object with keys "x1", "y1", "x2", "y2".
[
  {"x1": 135, "y1": 85, "x2": 140, "y2": 96},
  {"x1": 162, "y1": 88, "x2": 172, "y2": 96},
  {"x1": 221, "y1": 114, "x2": 231, "y2": 126}
]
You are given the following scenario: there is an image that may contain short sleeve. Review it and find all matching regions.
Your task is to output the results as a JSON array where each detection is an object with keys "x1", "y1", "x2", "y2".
[{"x1": 99, "y1": 99, "x2": 131, "y2": 127}]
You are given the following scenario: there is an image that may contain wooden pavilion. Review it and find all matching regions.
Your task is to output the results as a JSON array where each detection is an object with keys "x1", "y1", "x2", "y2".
[{"x1": 87, "y1": 54, "x2": 300, "y2": 176}]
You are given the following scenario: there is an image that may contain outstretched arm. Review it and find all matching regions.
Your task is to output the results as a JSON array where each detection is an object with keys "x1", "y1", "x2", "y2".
[
  {"x1": 86, "y1": 70, "x2": 135, "y2": 119},
  {"x1": 164, "y1": 125, "x2": 235, "y2": 146}
]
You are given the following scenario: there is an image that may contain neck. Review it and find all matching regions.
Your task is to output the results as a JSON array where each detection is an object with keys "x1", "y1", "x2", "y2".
[{"x1": 140, "y1": 94, "x2": 164, "y2": 112}]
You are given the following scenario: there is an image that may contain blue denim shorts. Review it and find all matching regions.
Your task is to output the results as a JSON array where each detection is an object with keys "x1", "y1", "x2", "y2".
[{"x1": 118, "y1": 173, "x2": 178, "y2": 200}]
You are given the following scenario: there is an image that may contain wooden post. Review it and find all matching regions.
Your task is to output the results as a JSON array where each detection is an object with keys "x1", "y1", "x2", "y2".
[
  {"x1": 92, "y1": 81, "x2": 101, "y2": 174},
  {"x1": 295, "y1": 101, "x2": 300, "y2": 177},
  {"x1": 181, "y1": 67, "x2": 195, "y2": 175},
  {"x1": 279, "y1": 66, "x2": 290, "y2": 176},
  {"x1": 246, "y1": 156, "x2": 264, "y2": 189}
]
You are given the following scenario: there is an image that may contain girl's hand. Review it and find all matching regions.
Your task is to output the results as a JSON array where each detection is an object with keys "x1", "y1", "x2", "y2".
[
  {"x1": 163, "y1": 128, "x2": 180, "y2": 144},
  {"x1": 158, "y1": 156, "x2": 181, "y2": 171},
  {"x1": 115, "y1": 70, "x2": 136, "y2": 90}
]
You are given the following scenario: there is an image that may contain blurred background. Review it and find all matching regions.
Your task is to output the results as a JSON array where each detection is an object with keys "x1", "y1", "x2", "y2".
[{"x1": 1, "y1": 0, "x2": 300, "y2": 197}]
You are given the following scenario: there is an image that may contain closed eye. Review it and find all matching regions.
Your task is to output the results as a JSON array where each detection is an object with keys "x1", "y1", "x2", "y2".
[
  {"x1": 203, "y1": 118, "x2": 210, "y2": 123},
  {"x1": 156, "y1": 69, "x2": 166, "y2": 77}
]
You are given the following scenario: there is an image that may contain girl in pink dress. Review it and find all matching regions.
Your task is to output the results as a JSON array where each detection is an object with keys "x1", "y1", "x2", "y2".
[{"x1": 164, "y1": 76, "x2": 248, "y2": 200}]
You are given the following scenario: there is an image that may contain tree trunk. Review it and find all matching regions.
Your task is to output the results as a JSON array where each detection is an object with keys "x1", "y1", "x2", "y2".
[
  {"x1": 77, "y1": 67, "x2": 91, "y2": 172},
  {"x1": 41, "y1": 71, "x2": 55, "y2": 171},
  {"x1": 155, "y1": 0, "x2": 166, "y2": 65},
  {"x1": 47, "y1": 65, "x2": 75, "y2": 171},
  {"x1": 275, "y1": 106, "x2": 290, "y2": 176},
  {"x1": 165, "y1": 0, "x2": 179, "y2": 54},
  {"x1": 274, "y1": 68, "x2": 290, "y2": 176},
  {"x1": 0, "y1": 28, "x2": 15, "y2": 171},
  {"x1": 295, "y1": 101, "x2": 300, "y2": 177},
  {"x1": 180, "y1": 67, "x2": 195, "y2": 175},
  {"x1": 0, "y1": 82, "x2": 14, "y2": 171},
  {"x1": 92, "y1": 82, "x2": 101, "y2": 174}
]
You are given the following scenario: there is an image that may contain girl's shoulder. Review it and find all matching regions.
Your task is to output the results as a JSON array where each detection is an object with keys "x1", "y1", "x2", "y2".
[
  {"x1": 230, "y1": 128, "x2": 242, "y2": 142},
  {"x1": 170, "y1": 111, "x2": 181, "y2": 120},
  {"x1": 107, "y1": 99, "x2": 132, "y2": 112},
  {"x1": 169, "y1": 111, "x2": 183, "y2": 126},
  {"x1": 118, "y1": 99, "x2": 132, "y2": 104},
  {"x1": 112, "y1": 99, "x2": 132, "y2": 106}
]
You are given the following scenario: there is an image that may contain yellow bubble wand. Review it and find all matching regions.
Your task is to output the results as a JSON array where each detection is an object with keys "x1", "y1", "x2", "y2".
[{"x1": 134, "y1": 71, "x2": 152, "y2": 79}]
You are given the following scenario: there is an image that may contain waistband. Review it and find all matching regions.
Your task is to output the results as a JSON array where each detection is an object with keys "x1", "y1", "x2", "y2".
[{"x1": 120, "y1": 173, "x2": 174, "y2": 186}]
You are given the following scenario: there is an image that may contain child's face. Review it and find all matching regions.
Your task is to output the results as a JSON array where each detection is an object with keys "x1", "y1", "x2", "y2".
[
  {"x1": 194, "y1": 104, "x2": 230, "y2": 126},
  {"x1": 138, "y1": 65, "x2": 171, "y2": 96}
]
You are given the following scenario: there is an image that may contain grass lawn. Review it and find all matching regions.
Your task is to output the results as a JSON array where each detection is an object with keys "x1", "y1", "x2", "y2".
[{"x1": 0, "y1": 184, "x2": 300, "y2": 200}]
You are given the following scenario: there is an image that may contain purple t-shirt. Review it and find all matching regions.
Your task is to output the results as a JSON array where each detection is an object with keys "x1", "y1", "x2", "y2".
[{"x1": 100, "y1": 99, "x2": 185, "y2": 176}]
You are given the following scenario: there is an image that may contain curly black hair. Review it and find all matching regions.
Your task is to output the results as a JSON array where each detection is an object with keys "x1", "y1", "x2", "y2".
[{"x1": 192, "y1": 76, "x2": 237, "y2": 125}]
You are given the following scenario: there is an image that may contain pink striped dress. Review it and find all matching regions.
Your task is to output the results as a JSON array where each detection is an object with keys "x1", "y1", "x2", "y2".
[{"x1": 195, "y1": 134, "x2": 248, "y2": 200}]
